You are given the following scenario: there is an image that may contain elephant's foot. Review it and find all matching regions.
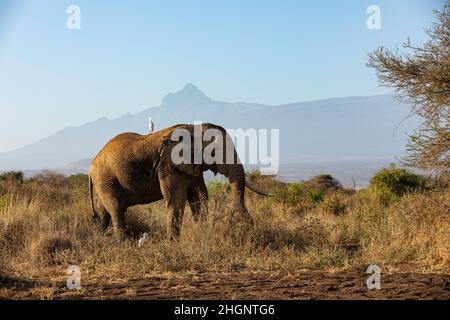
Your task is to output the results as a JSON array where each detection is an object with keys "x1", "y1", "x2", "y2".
[
  {"x1": 229, "y1": 208, "x2": 254, "y2": 227},
  {"x1": 113, "y1": 227, "x2": 129, "y2": 242},
  {"x1": 245, "y1": 214, "x2": 254, "y2": 227},
  {"x1": 93, "y1": 214, "x2": 112, "y2": 232},
  {"x1": 167, "y1": 228, "x2": 181, "y2": 241},
  {"x1": 192, "y1": 212, "x2": 207, "y2": 223}
]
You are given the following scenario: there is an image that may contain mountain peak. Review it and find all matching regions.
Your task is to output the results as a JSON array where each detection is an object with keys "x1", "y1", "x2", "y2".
[
  {"x1": 161, "y1": 83, "x2": 210, "y2": 108},
  {"x1": 181, "y1": 83, "x2": 199, "y2": 92}
]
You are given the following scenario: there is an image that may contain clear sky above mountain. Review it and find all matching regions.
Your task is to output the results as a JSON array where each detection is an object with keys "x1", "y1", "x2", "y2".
[{"x1": 0, "y1": 0, "x2": 443, "y2": 152}]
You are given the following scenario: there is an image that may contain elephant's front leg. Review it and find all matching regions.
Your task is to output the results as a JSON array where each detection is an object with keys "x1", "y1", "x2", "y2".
[
  {"x1": 187, "y1": 177, "x2": 208, "y2": 221},
  {"x1": 159, "y1": 173, "x2": 188, "y2": 239}
]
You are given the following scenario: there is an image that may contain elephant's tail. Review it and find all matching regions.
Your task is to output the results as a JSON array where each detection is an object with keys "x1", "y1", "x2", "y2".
[
  {"x1": 245, "y1": 181, "x2": 272, "y2": 197},
  {"x1": 88, "y1": 174, "x2": 97, "y2": 217}
]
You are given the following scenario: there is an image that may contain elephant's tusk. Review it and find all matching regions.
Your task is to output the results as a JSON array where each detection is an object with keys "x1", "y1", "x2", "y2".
[{"x1": 245, "y1": 181, "x2": 272, "y2": 197}]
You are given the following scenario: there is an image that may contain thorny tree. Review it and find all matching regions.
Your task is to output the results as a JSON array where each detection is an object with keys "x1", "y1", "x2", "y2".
[{"x1": 367, "y1": 6, "x2": 449, "y2": 173}]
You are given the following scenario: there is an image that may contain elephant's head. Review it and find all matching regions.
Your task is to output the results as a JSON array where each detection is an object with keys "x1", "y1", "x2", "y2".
[{"x1": 158, "y1": 123, "x2": 268, "y2": 222}]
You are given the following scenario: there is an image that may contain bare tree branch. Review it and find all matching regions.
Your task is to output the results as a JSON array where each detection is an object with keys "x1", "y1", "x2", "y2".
[{"x1": 367, "y1": 5, "x2": 450, "y2": 173}]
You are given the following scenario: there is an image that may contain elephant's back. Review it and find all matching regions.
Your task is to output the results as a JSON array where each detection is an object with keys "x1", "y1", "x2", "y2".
[
  {"x1": 91, "y1": 133, "x2": 144, "y2": 171},
  {"x1": 96, "y1": 132, "x2": 142, "y2": 155},
  {"x1": 90, "y1": 124, "x2": 193, "y2": 172},
  {"x1": 109, "y1": 132, "x2": 144, "y2": 144}
]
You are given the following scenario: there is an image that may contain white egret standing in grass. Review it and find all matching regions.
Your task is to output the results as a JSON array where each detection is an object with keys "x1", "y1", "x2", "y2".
[{"x1": 138, "y1": 232, "x2": 149, "y2": 247}]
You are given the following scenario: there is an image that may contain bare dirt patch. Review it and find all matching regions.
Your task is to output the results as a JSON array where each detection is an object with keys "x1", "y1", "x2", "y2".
[{"x1": 1, "y1": 270, "x2": 449, "y2": 300}]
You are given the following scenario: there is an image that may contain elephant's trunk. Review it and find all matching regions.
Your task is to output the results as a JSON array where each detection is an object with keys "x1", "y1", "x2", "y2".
[
  {"x1": 218, "y1": 163, "x2": 253, "y2": 223},
  {"x1": 227, "y1": 164, "x2": 246, "y2": 211}
]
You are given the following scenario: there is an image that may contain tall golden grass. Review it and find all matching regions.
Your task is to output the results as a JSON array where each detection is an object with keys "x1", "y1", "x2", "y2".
[{"x1": 0, "y1": 171, "x2": 448, "y2": 280}]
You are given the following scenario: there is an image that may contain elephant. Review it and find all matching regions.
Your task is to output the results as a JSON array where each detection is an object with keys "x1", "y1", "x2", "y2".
[{"x1": 88, "y1": 123, "x2": 269, "y2": 240}]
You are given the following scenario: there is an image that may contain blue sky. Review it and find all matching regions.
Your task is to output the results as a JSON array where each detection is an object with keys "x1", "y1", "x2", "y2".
[{"x1": 0, "y1": 0, "x2": 444, "y2": 152}]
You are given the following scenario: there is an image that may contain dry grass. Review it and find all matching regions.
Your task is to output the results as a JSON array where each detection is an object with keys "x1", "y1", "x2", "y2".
[{"x1": 0, "y1": 172, "x2": 449, "y2": 281}]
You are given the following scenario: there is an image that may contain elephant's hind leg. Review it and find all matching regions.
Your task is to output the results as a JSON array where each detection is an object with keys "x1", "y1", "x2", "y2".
[
  {"x1": 93, "y1": 199, "x2": 112, "y2": 231},
  {"x1": 187, "y1": 178, "x2": 208, "y2": 221},
  {"x1": 99, "y1": 193, "x2": 127, "y2": 240}
]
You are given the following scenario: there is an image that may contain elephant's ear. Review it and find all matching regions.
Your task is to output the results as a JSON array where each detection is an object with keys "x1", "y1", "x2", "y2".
[{"x1": 159, "y1": 134, "x2": 204, "y2": 178}]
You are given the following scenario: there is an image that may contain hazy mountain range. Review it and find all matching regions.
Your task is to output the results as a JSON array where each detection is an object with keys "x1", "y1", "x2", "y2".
[{"x1": 0, "y1": 84, "x2": 419, "y2": 182}]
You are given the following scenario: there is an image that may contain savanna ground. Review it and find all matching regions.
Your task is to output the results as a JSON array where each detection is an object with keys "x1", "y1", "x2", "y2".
[{"x1": 0, "y1": 168, "x2": 449, "y2": 300}]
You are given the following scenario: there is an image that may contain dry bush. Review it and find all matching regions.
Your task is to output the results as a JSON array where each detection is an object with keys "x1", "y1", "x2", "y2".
[
  {"x1": 0, "y1": 172, "x2": 448, "y2": 280},
  {"x1": 29, "y1": 170, "x2": 66, "y2": 188},
  {"x1": 29, "y1": 236, "x2": 75, "y2": 266},
  {"x1": 303, "y1": 174, "x2": 342, "y2": 194},
  {"x1": 0, "y1": 234, "x2": 6, "y2": 278},
  {"x1": 0, "y1": 171, "x2": 24, "y2": 185},
  {"x1": 356, "y1": 190, "x2": 450, "y2": 268},
  {"x1": 425, "y1": 172, "x2": 450, "y2": 191},
  {"x1": 320, "y1": 191, "x2": 353, "y2": 216},
  {"x1": 247, "y1": 170, "x2": 288, "y2": 192},
  {"x1": 268, "y1": 175, "x2": 353, "y2": 218}
]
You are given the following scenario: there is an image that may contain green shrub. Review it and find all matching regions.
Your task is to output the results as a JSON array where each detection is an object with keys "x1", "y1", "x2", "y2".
[
  {"x1": 0, "y1": 194, "x2": 11, "y2": 210},
  {"x1": 308, "y1": 190, "x2": 324, "y2": 204},
  {"x1": 274, "y1": 182, "x2": 328, "y2": 209},
  {"x1": 287, "y1": 183, "x2": 304, "y2": 203},
  {"x1": 274, "y1": 176, "x2": 341, "y2": 207},
  {"x1": 207, "y1": 180, "x2": 229, "y2": 197},
  {"x1": 272, "y1": 182, "x2": 304, "y2": 206},
  {"x1": 369, "y1": 164, "x2": 425, "y2": 200}
]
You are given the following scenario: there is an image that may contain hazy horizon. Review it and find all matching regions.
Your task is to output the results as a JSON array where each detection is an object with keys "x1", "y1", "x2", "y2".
[{"x1": 1, "y1": 85, "x2": 394, "y2": 154}]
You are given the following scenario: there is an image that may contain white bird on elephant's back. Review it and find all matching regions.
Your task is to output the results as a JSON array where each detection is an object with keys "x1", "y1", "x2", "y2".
[{"x1": 148, "y1": 117, "x2": 155, "y2": 133}]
